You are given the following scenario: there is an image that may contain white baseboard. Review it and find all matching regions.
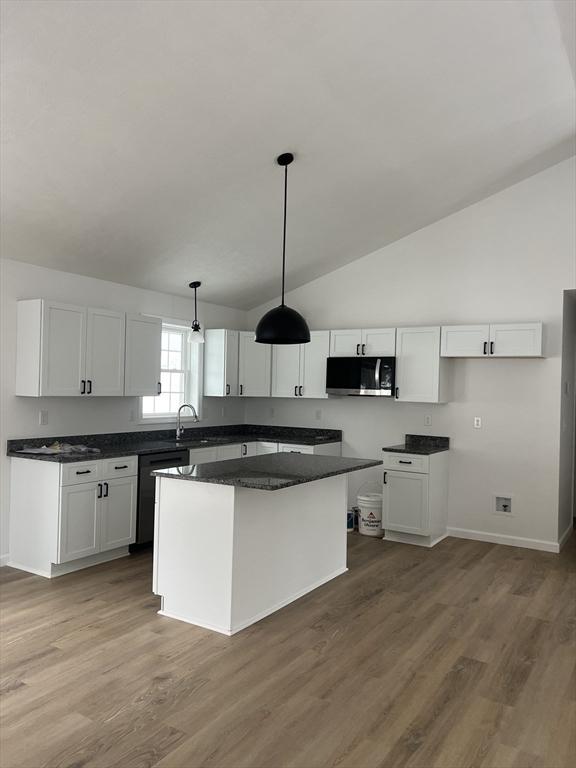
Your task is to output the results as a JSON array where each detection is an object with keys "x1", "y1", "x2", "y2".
[
  {"x1": 6, "y1": 548, "x2": 130, "y2": 578},
  {"x1": 0, "y1": 554, "x2": 9, "y2": 568},
  {"x1": 558, "y1": 524, "x2": 574, "y2": 551},
  {"x1": 447, "y1": 527, "x2": 561, "y2": 553}
]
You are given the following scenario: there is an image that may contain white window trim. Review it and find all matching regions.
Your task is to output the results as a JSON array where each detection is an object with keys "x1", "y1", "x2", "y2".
[{"x1": 138, "y1": 319, "x2": 204, "y2": 425}]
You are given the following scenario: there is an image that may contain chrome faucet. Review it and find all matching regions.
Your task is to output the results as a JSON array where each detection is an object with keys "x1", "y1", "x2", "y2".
[{"x1": 176, "y1": 403, "x2": 199, "y2": 440}]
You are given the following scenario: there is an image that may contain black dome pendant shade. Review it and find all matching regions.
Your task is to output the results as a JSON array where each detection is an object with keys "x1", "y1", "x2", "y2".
[{"x1": 255, "y1": 153, "x2": 310, "y2": 344}]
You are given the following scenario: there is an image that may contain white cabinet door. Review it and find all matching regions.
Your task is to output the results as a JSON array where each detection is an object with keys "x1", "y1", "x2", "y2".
[
  {"x1": 395, "y1": 327, "x2": 442, "y2": 403},
  {"x1": 100, "y1": 476, "x2": 137, "y2": 551},
  {"x1": 124, "y1": 314, "x2": 162, "y2": 396},
  {"x1": 238, "y1": 332, "x2": 271, "y2": 397},
  {"x1": 277, "y1": 443, "x2": 314, "y2": 454},
  {"x1": 224, "y1": 330, "x2": 240, "y2": 396},
  {"x1": 204, "y1": 330, "x2": 239, "y2": 396},
  {"x1": 85, "y1": 308, "x2": 125, "y2": 396},
  {"x1": 271, "y1": 344, "x2": 301, "y2": 398},
  {"x1": 255, "y1": 441, "x2": 278, "y2": 455},
  {"x1": 216, "y1": 444, "x2": 243, "y2": 460},
  {"x1": 361, "y1": 328, "x2": 396, "y2": 356},
  {"x1": 40, "y1": 302, "x2": 86, "y2": 396},
  {"x1": 189, "y1": 447, "x2": 218, "y2": 464},
  {"x1": 330, "y1": 329, "x2": 362, "y2": 357},
  {"x1": 489, "y1": 323, "x2": 542, "y2": 357},
  {"x1": 301, "y1": 331, "x2": 330, "y2": 398},
  {"x1": 240, "y1": 442, "x2": 258, "y2": 457},
  {"x1": 441, "y1": 325, "x2": 490, "y2": 357},
  {"x1": 58, "y1": 482, "x2": 100, "y2": 562},
  {"x1": 383, "y1": 471, "x2": 429, "y2": 534}
]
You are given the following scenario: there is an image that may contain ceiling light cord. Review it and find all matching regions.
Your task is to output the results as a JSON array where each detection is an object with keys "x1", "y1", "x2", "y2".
[{"x1": 281, "y1": 163, "x2": 288, "y2": 306}]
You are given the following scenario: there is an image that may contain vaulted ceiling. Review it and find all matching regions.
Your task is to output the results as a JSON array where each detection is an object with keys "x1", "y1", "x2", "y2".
[{"x1": 1, "y1": 0, "x2": 574, "y2": 308}]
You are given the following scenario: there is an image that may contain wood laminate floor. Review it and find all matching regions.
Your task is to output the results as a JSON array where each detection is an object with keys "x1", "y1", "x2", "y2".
[{"x1": 1, "y1": 534, "x2": 575, "y2": 768}]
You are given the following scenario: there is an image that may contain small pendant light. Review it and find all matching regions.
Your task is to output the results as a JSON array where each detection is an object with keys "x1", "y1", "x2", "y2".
[
  {"x1": 255, "y1": 153, "x2": 310, "y2": 344},
  {"x1": 188, "y1": 280, "x2": 205, "y2": 343}
]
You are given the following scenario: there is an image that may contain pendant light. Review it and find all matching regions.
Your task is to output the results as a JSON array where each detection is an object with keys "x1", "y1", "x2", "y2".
[
  {"x1": 188, "y1": 280, "x2": 205, "y2": 343},
  {"x1": 255, "y1": 153, "x2": 310, "y2": 344}
]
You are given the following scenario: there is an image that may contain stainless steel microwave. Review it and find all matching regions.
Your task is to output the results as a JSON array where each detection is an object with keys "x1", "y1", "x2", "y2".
[{"x1": 326, "y1": 356, "x2": 395, "y2": 396}]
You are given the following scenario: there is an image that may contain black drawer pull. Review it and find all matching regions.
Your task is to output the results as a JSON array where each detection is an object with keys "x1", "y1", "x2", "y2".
[
  {"x1": 86, "y1": 379, "x2": 92, "y2": 394},
  {"x1": 97, "y1": 483, "x2": 102, "y2": 498},
  {"x1": 80, "y1": 379, "x2": 86, "y2": 394},
  {"x1": 398, "y1": 460, "x2": 412, "y2": 464},
  {"x1": 356, "y1": 343, "x2": 360, "y2": 355},
  {"x1": 395, "y1": 387, "x2": 399, "y2": 399},
  {"x1": 103, "y1": 482, "x2": 109, "y2": 497},
  {"x1": 490, "y1": 341, "x2": 495, "y2": 355},
  {"x1": 114, "y1": 465, "x2": 128, "y2": 470},
  {"x1": 361, "y1": 344, "x2": 366, "y2": 355},
  {"x1": 483, "y1": 341, "x2": 488, "y2": 355},
  {"x1": 299, "y1": 385, "x2": 303, "y2": 396},
  {"x1": 383, "y1": 472, "x2": 387, "y2": 484},
  {"x1": 239, "y1": 384, "x2": 243, "y2": 395},
  {"x1": 226, "y1": 384, "x2": 230, "y2": 395},
  {"x1": 76, "y1": 469, "x2": 91, "y2": 475}
]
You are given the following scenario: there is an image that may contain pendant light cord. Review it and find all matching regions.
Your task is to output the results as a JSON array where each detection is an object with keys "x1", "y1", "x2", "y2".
[
  {"x1": 281, "y1": 164, "x2": 288, "y2": 306},
  {"x1": 194, "y1": 286, "x2": 197, "y2": 323}
]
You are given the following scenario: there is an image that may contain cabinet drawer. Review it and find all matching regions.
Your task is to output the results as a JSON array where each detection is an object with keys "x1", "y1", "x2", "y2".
[
  {"x1": 100, "y1": 456, "x2": 137, "y2": 478},
  {"x1": 61, "y1": 461, "x2": 101, "y2": 486},
  {"x1": 278, "y1": 443, "x2": 314, "y2": 454},
  {"x1": 382, "y1": 453, "x2": 429, "y2": 473}
]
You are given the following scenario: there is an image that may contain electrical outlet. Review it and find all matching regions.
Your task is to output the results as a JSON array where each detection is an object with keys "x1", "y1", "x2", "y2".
[
  {"x1": 474, "y1": 416, "x2": 482, "y2": 429},
  {"x1": 494, "y1": 496, "x2": 513, "y2": 515},
  {"x1": 424, "y1": 415, "x2": 432, "y2": 426},
  {"x1": 270, "y1": 407, "x2": 275, "y2": 418},
  {"x1": 39, "y1": 410, "x2": 48, "y2": 426},
  {"x1": 315, "y1": 409, "x2": 322, "y2": 421},
  {"x1": 129, "y1": 409, "x2": 135, "y2": 422}
]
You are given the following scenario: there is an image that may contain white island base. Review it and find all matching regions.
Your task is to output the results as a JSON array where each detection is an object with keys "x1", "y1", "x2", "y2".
[{"x1": 152, "y1": 473, "x2": 348, "y2": 635}]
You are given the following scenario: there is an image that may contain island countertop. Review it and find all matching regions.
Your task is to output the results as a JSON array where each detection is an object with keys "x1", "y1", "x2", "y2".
[{"x1": 152, "y1": 452, "x2": 382, "y2": 491}]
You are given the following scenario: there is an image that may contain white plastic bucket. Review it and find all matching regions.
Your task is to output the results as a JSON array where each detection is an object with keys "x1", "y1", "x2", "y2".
[{"x1": 357, "y1": 493, "x2": 383, "y2": 537}]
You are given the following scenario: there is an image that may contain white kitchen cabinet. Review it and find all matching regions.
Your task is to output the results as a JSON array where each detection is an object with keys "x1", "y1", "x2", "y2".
[
  {"x1": 329, "y1": 328, "x2": 395, "y2": 357},
  {"x1": 395, "y1": 326, "x2": 450, "y2": 403},
  {"x1": 440, "y1": 325, "x2": 490, "y2": 358},
  {"x1": 441, "y1": 322, "x2": 543, "y2": 358},
  {"x1": 204, "y1": 329, "x2": 239, "y2": 397},
  {"x1": 255, "y1": 441, "x2": 278, "y2": 455},
  {"x1": 271, "y1": 331, "x2": 330, "y2": 399},
  {"x1": 9, "y1": 456, "x2": 137, "y2": 577},
  {"x1": 59, "y1": 482, "x2": 100, "y2": 563},
  {"x1": 238, "y1": 332, "x2": 271, "y2": 397},
  {"x1": 277, "y1": 442, "x2": 342, "y2": 456},
  {"x1": 189, "y1": 447, "x2": 218, "y2": 464},
  {"x1": 86, "y1": 308, "x2": 125, "y2": 396},
  {"x1": 216, "y1": 444, "x2": 243, "y2": 460},
  {"x1": 382, "y1": 450, "x2": 448, "y2": 547},
  {"x1": 100, "y1": 476, "x2": 137, "y2": 551},
  {"x1": 489, "y1": 323, "x2": 542, "y2": 357},
  {"x1": 124, "y1": 314, "x2": 162, "y2": 396}
]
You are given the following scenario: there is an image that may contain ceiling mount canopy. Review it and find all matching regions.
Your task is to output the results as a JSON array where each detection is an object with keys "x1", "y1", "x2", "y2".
[
  {"x1": 188, "y1": 280, "x2": 204, "y2": 342},
  {"x1": 255, "y1": 153, "x2": 310, "y2": 345}
]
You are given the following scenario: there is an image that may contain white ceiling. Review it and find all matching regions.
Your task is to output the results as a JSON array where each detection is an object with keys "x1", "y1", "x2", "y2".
[{"x1": 1, "y1": 0, "x2": 575, "y2": 309}]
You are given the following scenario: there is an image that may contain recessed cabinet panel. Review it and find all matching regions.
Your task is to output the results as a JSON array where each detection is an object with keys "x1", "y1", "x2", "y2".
[
  {"x1": 41, "y1": 303, "x2": 86, "y2": 396},
  {"x1": 189, "y1": 447, "x2": 218, "y2": 465},
  {"x1": 58, "y1": 482, "x2": 100, "y2": 563},
  {"x1": 216, "y1": 444, "x2": 243, "y2": 460},
  {"x1": 272, "y1": 344, "x2": 302, "y2": 398},
  {"x1": 86, "y1": 308, "x2": 125, "y2": 395},
  {"x1": 441, "y1": 325, "x2": 490, "y2": 357},
  {"x1": 330, "y1": 329, "x2": 362, "y2": 357},
  {"x1": 361, "y1": 328, "x2": 396, "y2": 356},
  {"x1": 489, "y1": 323, "x2": 542, "y2": 357},
  {"x1": 204, "y1": 329, "x2": 239, "y2": 397},
  {"x1": 383, "y1": 471, "x2": 429, "y2": 534},
  {"x1": 100, "y1": 477, "x2": 137, "y2": 551},
  {"x1": 301, "y1": 331, "x2": 330, "y2": 398},
  {"x1": 124, "y1": 314, "x2": 162, "y2": 396},
  {"x1": 239, "y1": 332, "x2": 271, "y2": 397},
  {"x1": 395, "y1": 327, "x2": 442, "y2": 403}
]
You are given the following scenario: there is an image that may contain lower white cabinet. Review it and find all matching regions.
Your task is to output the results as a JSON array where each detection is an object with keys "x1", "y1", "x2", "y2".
[
  {"x1": 9, "y1": 456, "x2": 137, "y2": 577},
  {"x1": 189, "y1": 447, "x2": 218, "y2": 464},
  {"x1": 278, "y1": 442, "x2": 342, "y2": 456},
  {"x1": 216, "y1": 444, "x2": 243, "y2": 460},
  {"x1": 382, "y1": 451, "x2": 448, "y2": 548},
  {"x1": 255, "y1": 441, "x2": 279, "y2": 455}
]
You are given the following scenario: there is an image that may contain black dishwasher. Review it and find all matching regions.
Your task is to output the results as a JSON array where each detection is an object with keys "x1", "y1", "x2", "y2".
[{"x1": 135, "y1": 450, "x2": 189, "y2": 547}]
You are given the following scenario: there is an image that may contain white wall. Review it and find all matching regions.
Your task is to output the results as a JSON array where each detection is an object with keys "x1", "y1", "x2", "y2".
[
  {"x1": 246, "y1": 158, "x2": 576, "y2": 550},
  {"x1": 558, "y1": 289, "x2": 576, "y2": 542},
  {"x1": 0, "y1": 259, "x2": 248, "y2": 560}
]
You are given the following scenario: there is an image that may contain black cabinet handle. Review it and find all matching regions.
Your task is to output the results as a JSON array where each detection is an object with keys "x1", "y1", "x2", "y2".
[
  {"x1": 299, "y1": 385, "x2": 303, "y2": 396},
  {"x1": 97, "y1": 483, "x2": 102, "y2": 498},
  {"x1": 483, "y1": 341, "x2": 488, "y2": 355},
  {"x1": 361, "y1": 344, "x2": 366, "y2": 355},
  {"x1": 356, "y1": 343, "x2": 360, "y2": 355},
  {"x1": 103, "y1": 482, "x2": 109, "y2": 498},
  {"x1": 80, "y1": 379, "x2": 86, "y2": 394},
  {"x1": 294, "y1": 385, "x2": 298, "y2": 396},
  {"x1": 226, "y1": 384, "x2": 230, "y2": 395},
  {"x1": 398, "y1": 460, "x2": 412, "y2": 464},
  {"x1": 239, "y1": 384, "x2": 243, "y2": 395},
  {"x1": 87, "y1": 379, "x2": 92, "y2": 394},
  {"x1": 383, "y1": 472, "x2": 387, "y2": 484},
  {"x1": 157, "y1": 382, "x2": 162, "y2": 395},
  {"x1": 76, "y1": 469, "x2": 91, "y2": 475},
  {"x1": 395, "y1": 387, "x2": 399, "y2": 399},
  {"x1": 114, "y1": 465, "x2": 128, "y2": 470},
  {"x1": 490, "y1": 341, "x2": 494, "y2": 355},
  {"x1": 242, "y1": 444, "x2": 247, "y2": 456}
]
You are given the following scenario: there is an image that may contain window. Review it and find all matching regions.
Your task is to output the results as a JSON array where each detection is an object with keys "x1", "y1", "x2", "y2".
[{"x1": 141, "y1": 323, "x2": 202, "y2": 420}]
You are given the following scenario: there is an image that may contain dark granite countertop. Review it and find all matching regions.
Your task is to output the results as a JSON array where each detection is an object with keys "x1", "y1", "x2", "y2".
[
  {"x1": 382, "y1": 434, "x2": 450, "y2": 455},
  {"x1": 152, "y1": 452, "x2": 382, "y2": 491},
  {"x1": 7, "y1": 424, "x2": 342, "y2": 463}
]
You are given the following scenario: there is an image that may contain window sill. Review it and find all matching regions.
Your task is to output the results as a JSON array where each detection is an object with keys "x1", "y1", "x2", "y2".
[{"x1": 137, "y1": 415, "x2": 202, "y2": 426}]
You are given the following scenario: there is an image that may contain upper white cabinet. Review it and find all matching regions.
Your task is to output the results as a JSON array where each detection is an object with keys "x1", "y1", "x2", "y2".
[
  {"x1": 238, "y1": 332, "x2": 271, "y2": 397},
  {"x1": 86, "y1": 308, "x2": 125, "y2": 396},
  {"x1": 204, "y1": 329, "x2": 239, "y2": 397},
  {"x1": 441, "y1": 322, "x2": 542, "y2": 358},
  {"x1": 272, "y1": 331, "x2": 330, "y2": 399},
  {"x1": 330, "y1": 328, "x2": 395, "y2": 356},
  {"x1": 16, "y1": 300, "x2": 125, "y2": 397},
  {"x1": 124, "y1": 314, "x2": 162, "y2": 396},
  {"x1": 395, "y1": 326, "x2": 449, "y2": 403}
]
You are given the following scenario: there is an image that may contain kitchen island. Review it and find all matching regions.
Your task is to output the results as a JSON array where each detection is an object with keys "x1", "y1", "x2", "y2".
[{"x1": 152, "y1": 452, "x2": 382, "y2": 635}]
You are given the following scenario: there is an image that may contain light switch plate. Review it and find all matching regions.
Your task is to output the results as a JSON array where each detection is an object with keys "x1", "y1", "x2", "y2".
[
  {"x1": 424, "y1": 415, "x2": 432, "y2": 426},
  {"x1": 39, "y1": 410, "x2": 48, "y2": 426},
  {"x1": 474, "y1": 416, "x2": 482, "y2": 429}
]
